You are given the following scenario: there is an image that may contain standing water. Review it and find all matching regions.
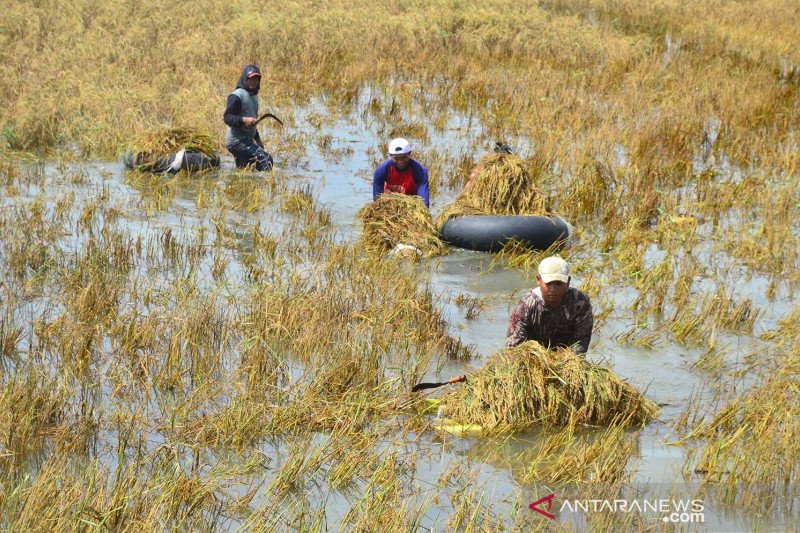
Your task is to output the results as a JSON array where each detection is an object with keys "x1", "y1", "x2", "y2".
[{"x1": 0, "y1": 93, "x2": 795, "y2": 531}]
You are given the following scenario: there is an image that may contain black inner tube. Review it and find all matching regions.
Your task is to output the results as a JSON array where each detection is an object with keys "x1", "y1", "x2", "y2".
[
  {"x1": 122, "y1": 151, "x2": 220, "y2": 173},
  {"x1": 439, "y1": 215, "x2": 571, "y2": 252}
]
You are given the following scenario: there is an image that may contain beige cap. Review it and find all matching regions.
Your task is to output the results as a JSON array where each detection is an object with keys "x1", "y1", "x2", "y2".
[{"x1": 538, "y1": 256, "x2": 570, "y2": 283}]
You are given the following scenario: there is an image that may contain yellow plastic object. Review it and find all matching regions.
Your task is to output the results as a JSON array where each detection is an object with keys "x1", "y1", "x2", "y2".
[
  {"x1": 432, "y1": 418, "x2": 483, "y2": 436},
  {"x1": 424, "y1": 399, "x2": 483, "y2": 435},
  {"x1": 423, "y1": 398, "x2": 441, "y2": 415}
]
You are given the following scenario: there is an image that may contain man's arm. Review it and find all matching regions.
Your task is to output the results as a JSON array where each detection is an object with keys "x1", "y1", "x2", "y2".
[
  {"x1": 413, "y1": 163, "x2": 430, "y2": 207},
  {"x1": 571, "y1": 294, "x2": 594, "y2": 354},
  {"x1": 372, "y1": 160, "x2": 389, "y2": 201},
  {"x1": 505, "y1": 297, "x2": 532, "y2": 348},
  {"x1": 223, "y1": 94, "x2": 245, "y2": 128}
]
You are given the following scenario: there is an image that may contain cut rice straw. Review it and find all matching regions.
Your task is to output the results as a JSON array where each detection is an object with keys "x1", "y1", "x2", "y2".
[
  {"x1": 127, "y1": 126, "x2": 218, "y2": 159},
  {"x1": 439, "y1": 341, "x2": 659, "y2": 433},
  {"x1": 357, "y1": 193, "x2": 447, "y2": 258},
  {"x1": 436, "y1": 153, "x2": 550, "y2": 227}
]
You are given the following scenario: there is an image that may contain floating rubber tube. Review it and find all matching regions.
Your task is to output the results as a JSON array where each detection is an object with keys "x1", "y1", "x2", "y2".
[
  {"x1": 439, "y1": 215, "x2": 572, "y2": 253},
  {"x1": 122, "y1": 150, "x2": 220, "y2": 173}
]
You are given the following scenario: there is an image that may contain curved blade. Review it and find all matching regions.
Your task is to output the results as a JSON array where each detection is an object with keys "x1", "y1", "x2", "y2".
[
  {"x1": 412, "y1": 375, "x2": 466, "y2": 392},
  {"x1": 256, "y1": 113, "x2": 284, "y2": 126}
]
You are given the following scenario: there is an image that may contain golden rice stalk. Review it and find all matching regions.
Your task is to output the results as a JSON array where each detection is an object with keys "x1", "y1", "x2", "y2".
[
  {"x1": 127, "y1": 126, "x2": 218, "y2": 159},
  {"x1": 357, "y1": 193, "x2": 447, "y2": 258},
  {"x1": 439, "y1": 341, "x2": 659, "y2": 433},
  {"x1": 435, "y1": 153, "x2": 549, "y2": 227},
  {"x1": 679, "y1": 356, "x2": 799, "y2": 497}
]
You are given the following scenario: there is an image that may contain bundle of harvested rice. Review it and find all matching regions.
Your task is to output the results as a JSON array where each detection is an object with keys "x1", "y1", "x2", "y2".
[
  {"x1": 128, "y1": 126, "x2": 218, "y2": 161},
  {"x1": 436, "y1": 153, "x2": 549, "y2": 227},
  {"x1": 439, "y1": 341, "x2": 658, "y2": 433},
  {"x1": 357, "y1": 193, "x2": 447, "y2": 258}
]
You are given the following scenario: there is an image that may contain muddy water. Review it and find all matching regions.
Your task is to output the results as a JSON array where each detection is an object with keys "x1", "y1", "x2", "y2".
[
  {"x1": 267, "y1": 101, "x2": 790, "y2": 531},
  {"x1": 21, "y1": 100, "x2": 791, "y2": 530}
]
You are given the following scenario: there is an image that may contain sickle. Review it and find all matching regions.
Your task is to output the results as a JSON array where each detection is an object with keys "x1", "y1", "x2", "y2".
[{"x1": 255, "y1": 113, "x2": 284, "y2": 127}]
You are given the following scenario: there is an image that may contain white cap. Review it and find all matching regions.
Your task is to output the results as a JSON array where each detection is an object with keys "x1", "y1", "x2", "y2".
[
  {"x1": 538, "y1": 256, "x2": 570, "y2": 283},
  {"x1": 388, "y1": 138, "x2": 412, "y2": 155}
]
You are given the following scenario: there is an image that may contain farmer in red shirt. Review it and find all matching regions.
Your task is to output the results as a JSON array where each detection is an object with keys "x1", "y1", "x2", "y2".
[{"x1": 372, "y1": 138, "x2": 430, "y2": 207}]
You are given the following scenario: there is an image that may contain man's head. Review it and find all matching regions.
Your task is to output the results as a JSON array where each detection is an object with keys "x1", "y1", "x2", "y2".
[
  {"x1": 246, "y1": 72, "x2": 261, "y2": 90},
  {"x1": 239, "y1": 64, "x2": 262, "y2": 95},
  {"x1": 536, "y1": 256, "x2": 571, "y2": 308},
  {"x1": 388, "y1": 138, "x2": 412, "y2": 170}
]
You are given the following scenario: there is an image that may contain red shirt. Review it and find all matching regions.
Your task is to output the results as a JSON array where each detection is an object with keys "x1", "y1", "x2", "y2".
[{"x1": 384, "y1": 164, "x2": 417, "y2": 196}]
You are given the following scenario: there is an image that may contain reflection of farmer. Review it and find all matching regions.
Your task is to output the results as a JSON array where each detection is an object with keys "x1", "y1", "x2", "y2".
[
  {"x1": 372, "y1": 137, "x2": 430, "y2": 207},
  {"x1": 505, "y1": 256, "x2": 594, "y2": 354},
  {"x1": 223, "y1": 64, "x2": 274, "y2": 171}
]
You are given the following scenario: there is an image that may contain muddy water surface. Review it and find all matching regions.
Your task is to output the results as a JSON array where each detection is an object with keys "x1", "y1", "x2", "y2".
[{"x1": 14, "y1": 100, "x2": 792, "y2": 531}]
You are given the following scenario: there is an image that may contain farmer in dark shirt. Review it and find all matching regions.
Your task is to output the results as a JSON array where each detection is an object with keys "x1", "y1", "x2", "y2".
[
  {"x1": 505, "y1": 256, "x2": 594, "y2": 354},
  {"x1": 223, "y1": 64, "x2": 274, "y2": 171}
]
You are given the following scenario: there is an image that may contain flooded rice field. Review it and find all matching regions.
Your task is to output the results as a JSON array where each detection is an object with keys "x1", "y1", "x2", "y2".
[{"x1": 1, "y1": 94, "x2": 797, "y2": 531}]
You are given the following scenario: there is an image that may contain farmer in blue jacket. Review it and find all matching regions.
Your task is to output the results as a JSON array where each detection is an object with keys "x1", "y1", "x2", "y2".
[
  {"x1": 372, "y1": 138, "x2": 430, "y2": 207},
  {"x1": 223, "y1": 64, "x2": 273, "y2": 171}
]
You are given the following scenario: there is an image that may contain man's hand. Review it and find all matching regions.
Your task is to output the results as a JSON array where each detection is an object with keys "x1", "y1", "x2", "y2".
[{"x1": 242, "y1": 116, "x2": 258, "y2": 127}]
